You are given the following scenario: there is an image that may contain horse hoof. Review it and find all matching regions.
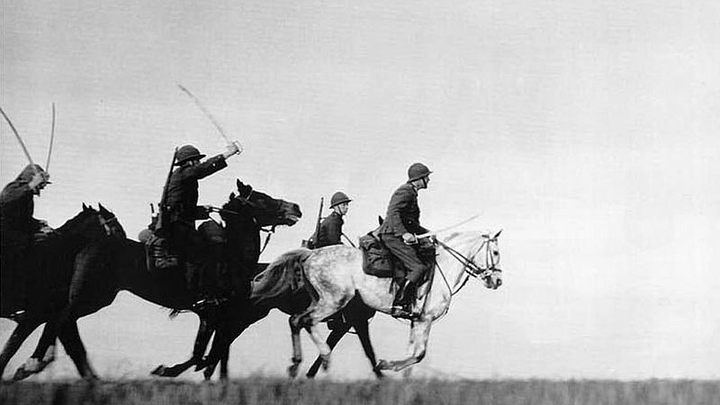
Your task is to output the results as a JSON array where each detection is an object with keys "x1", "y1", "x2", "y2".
[
  {"x1": 151, "y1": 365, "x2": 165, "y2": 376},
  {"x1": 12, "y1": 367, "x2": 33, "y2": 381},
  {"x1": 83, "y1": 374, "x2": 100, "y2": 384},
  {"x1": 287, "y1": 364, "x2": 299, "y2": 379},
  {"x1": 320, "y1": 354, "x2": 331, "y2": 371},
  {"x1": 376, "y1": 359, "x2": 389, "y2": 371},
  {"x1": 373, "y1": 366, "x2": 385, "y2": 379}
]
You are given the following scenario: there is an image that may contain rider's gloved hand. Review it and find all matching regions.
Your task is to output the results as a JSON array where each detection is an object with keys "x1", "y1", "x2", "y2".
[
  {"x1": 28, "y1": 172, "x2": 49, "y2": 191},
  {"x1": 223, "y1": 142, "x2": 242, "y2": 159},
  {"x1": 402, "y1": 232, "x2": 418, "y2": 245}
]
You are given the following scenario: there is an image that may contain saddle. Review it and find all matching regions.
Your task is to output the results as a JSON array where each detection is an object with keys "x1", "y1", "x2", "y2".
[
  {"x1": 359, "y1": 231, "x2": 395, "y2": 278},
  {"x1": 140, "y1": 219, "x2": 226, "y2": 273},
  {"x1": 359, "y1": 230, "x2": 437, "y2": 280}
]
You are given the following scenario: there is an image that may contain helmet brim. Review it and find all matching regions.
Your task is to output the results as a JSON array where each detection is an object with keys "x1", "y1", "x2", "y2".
[
  {"x1": 330, "y1": 198, "x2": 352, "y2": 208},
  {"x1": 407, "y1": 171, "x2": 433, "y2": 182},
  {"x1": 175, "y1": 153, "x2": 206, "y2": 165}
]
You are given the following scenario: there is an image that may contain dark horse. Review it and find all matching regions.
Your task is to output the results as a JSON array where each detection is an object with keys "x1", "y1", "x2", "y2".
[
  {"x1": 13, "y1": 180, "x2": 302, "y2": 381},
  {"x1": 0, "y1": 204, "x2": 126, "y2": 380}
]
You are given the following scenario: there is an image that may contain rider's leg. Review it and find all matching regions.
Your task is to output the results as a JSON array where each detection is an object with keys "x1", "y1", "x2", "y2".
[{"x1": 381, "y1": 235, "x2": 426, "y2": 318}]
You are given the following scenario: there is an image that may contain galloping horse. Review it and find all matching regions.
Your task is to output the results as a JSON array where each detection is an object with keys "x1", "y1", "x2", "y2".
[
  {"x1": 10, "y1": 180, "x2": 302, "y2": 381},
  {"x1": 256, "y1": 230, "x2": 503, "y2": 374},
  {"x1": 0, "y1": 204, "x2": 126, "y2": 380},
  {"x1": 149, "y1": 180, "x2": 302, "y2": 379}
]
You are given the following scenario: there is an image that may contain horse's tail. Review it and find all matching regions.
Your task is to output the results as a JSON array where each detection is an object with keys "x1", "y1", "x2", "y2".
[{"x1": 250, "y1": 248, "x2": 313, "y2": 304}]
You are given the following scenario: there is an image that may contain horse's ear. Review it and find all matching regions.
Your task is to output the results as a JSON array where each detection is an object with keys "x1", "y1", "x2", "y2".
[
  {"x1": 236, "y1": 179, "x2": 244, "y2": 189},
  {"x1": 98, "y1": 203, "x2": 107, "y2": 213},
  {"x1": 82, "y1": 203, "x2": 88, "y2": 211},
  {"x1": 377, "y1": 216, "x2": 384, "y2": 226},
  {"x1": 229, "y1": 192, "x2": 236, "y2": 199},
  {"x1": 493, "y1": 229, "x2": 503, "y2": 239}
]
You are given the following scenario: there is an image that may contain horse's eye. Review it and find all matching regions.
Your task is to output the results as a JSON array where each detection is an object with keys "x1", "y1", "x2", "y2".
[{"x1": 493, "y1": 251, "x2": 499, "y2": 256}]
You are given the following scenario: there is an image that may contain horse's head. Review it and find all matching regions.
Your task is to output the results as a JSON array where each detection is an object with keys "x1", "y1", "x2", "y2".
[
  {"x1": 441, "y1": 229, "x2": 503, "y2": 290},
  {"x1": 222, "y1": 179, "x2": 302, "y2": 228},
  {"x1": 57, "y1": 203, "x2": 126, "y2": 240},
  {"x1": 97, "y1": 203, "x2": 126, "y2": 239},
  {"x1": 476, "y1": 229, "x2": 503, "y2": 290}
]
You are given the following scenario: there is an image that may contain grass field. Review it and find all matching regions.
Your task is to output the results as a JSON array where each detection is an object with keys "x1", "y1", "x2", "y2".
[{"x1": 2, "y1": 378, "x2": 719, "y2": 405}]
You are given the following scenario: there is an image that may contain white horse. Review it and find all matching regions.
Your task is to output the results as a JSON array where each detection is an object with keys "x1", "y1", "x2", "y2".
[{"x1": 258, "y1": 229, "x2": 503, "y2": 374}]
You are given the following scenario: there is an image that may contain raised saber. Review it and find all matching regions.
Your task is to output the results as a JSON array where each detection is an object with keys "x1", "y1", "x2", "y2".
[
  {"x1": 177, "y1": 84, "x2": 243, "y2": 153},
  {"x1": 416, "y1": 214, "x2": 480, "y2": 239},
  {"x1": 45, "y1": 103, "x2": 56, "y2": 171},
  {"x1": 0, "y1": 106, "x2": 37, "y2": 169}
]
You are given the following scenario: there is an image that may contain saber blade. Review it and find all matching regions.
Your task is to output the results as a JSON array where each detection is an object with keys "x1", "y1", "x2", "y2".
[
  {"x1": 46, "y1": 103, "x2": 56, "y2": 171},
  {"x1": 416, "y1": 214, "x2": 480, "y2": 239},
  {"x1": 177, "y1": 84, "x2": 232, "y2": 145},
  {"x1": 0, "y1": 106, "x2": 36, "y2": 167}
]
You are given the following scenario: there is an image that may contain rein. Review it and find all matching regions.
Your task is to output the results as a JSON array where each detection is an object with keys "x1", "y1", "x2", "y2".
[
  {"x1": 259, "y1": 225, "x2": 276, "y2": 254},
  {"x1": 98, "y1": 213, "x2": 119, "y2": 236},
  {"x1": 226, "y1": 189, "x2": 278, "y2": 255},
  {"x1": 433, "y1": 237, "x2": 499, "y2": 296}
]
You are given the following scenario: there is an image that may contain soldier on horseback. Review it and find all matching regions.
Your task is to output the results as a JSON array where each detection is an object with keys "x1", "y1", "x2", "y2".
[
  {"x1": 158, "y1": 142, "x2": 241, "y2": 308},
  {"x1": 315, "y1": 191, "x2": 352, "y2": 248},
  {"x1": 0, "y1": 164, "x2": 52, "y2": 320},
  {"x1": 378, "y1": 162, "x2": 433, "y2": 319}
]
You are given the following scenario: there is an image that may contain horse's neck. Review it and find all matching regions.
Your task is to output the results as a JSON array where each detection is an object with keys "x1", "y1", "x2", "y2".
[
  {"x1": 226, "y1": 220, "x2": 261, "y2": 263},
  {"x1": 428, "y1": 232, "x2": 483, "y2": 297}
]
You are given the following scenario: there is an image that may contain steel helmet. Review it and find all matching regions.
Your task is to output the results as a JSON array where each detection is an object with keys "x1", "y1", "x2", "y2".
[
  {"x1": 407, "y1": 162, "x2": 432, "y2": 182},
  {"x1": 175, "y1": 145, "x2": 206, "y2": 165},
  {"x1": 330, "y1": 191, "x2": 352, "y2": 208}
]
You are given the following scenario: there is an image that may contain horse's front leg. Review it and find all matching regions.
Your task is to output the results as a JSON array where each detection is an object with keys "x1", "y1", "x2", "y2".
[
  {"x1": 152, "y1": 316, "x2": 215, "y2": 378},
  {"x1": 57, "y1": 320, "x2": 97, "y2": 381},
  {"x1": 377, "y1": 319, "x2": 432, "y2": 372}
]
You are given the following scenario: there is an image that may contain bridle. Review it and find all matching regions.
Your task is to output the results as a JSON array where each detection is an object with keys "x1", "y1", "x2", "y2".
[
  {"x1": 434, "y1": 235, "x2": 502, "y2": 296},
  {"x1": 98, "y1": 212, "x2": 120, "y2": 236},
  {"x1": 230, "y1": 187, "x2": 280, "y2": 254}
]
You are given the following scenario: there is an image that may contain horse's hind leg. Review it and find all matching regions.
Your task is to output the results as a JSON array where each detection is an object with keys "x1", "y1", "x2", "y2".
[
  {"x1": 0, "y1": 319, "x2": 42, "y2": 380},
  {"x1": 306, "y1": 322, "x2": 350, "y2": 378},
  {"x1": 297, "y1": 299, "x2": 350, "y2": 373},
  {"x1": 13, "y1": 321, "x2": 58, "y2": 381},
  {"x1": 219, "y1": 345, "x2": 229, "y2": 381},
  {"x1": 353, "y1": 319, "x2": 384, "y2": 379},
  {"x1": 287, "y1": 315, "x2": 303, "y2": 378}
]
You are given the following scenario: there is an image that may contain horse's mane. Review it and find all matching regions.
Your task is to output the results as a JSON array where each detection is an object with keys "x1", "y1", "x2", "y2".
[{"x1": 250, "y1": 249, "x2": 312, "y2": 303}]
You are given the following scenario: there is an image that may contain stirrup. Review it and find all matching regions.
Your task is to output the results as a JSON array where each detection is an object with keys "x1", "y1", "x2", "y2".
[
  {"x1": 9, "y1": 309, "x2": 27, "y2": 322},
  {"x1": 191, "y1": 297, "x2": 228, "y2": 311},
  {"x1": 391, "y1": 305, "x2": 419, "y2": 320}
]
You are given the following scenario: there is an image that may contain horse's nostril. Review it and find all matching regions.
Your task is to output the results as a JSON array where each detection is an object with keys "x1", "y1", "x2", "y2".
[{"x1": 497, "y1": 279, "x2": 503, "y2": 287}]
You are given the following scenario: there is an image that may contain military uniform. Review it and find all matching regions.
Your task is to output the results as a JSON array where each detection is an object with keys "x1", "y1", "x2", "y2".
[
  {"x1": 164, "y1": 153, "x2": 227, "y2": 261},
  {"x1": 378, "y1": 183, "x2": 429, "y2": 283},
  {"x1": 0, "y1": 164, "x2": 48, "y2": 314},
  {"x1": 315, "y1": 211, "x2": 344, "y2": 248}
]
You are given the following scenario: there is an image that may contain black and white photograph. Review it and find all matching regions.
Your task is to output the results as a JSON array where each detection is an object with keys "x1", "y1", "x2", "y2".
[{"x1": 1, "y1": 1, "x2": 718, "y2": 404}]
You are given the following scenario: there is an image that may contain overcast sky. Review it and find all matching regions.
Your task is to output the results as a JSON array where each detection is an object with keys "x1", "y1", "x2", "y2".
[{"x1": 1, "y1": 0, "x2": 719, "y2": 379}]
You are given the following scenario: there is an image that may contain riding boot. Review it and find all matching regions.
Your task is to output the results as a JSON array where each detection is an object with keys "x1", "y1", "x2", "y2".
[{"x1": 392, "y1": 280, "x2": 417, "y2": 319}]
